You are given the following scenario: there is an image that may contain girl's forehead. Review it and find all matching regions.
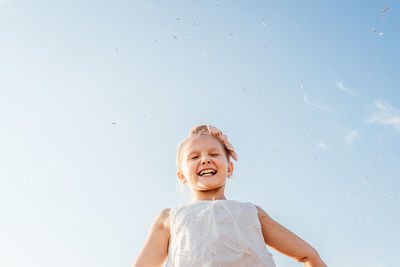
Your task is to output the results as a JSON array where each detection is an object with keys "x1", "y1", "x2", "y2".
[{"x1": 184, "y1": 135, "x2": 224, "y2": 152}]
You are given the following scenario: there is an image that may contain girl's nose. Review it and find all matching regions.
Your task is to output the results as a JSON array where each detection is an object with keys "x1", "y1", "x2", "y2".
[{"x1": 201, "y1": 158, "x2": 211, "y2": 164}]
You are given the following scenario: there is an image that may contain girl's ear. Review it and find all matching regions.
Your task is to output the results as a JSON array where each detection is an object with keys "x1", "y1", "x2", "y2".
[
  {"x1": 227, "y1": 161, "x2": 234, "y2": 178},
  {"x1": 177, "y1": 170, "x2": 187, "y2": 184}
]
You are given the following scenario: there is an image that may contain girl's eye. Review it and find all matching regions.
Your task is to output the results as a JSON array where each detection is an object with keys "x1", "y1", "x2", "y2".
[
  {"x1": 211, "y1": 153, "x2": 219, "y2": 156},
  {"x1": 190, "y1": 156, "x2": 199, "y2": 160}
]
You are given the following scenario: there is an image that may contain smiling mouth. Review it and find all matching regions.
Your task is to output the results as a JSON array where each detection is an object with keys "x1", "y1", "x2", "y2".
[{"x1": 198, "y1": 169, "x2": 217, "y2": 176}]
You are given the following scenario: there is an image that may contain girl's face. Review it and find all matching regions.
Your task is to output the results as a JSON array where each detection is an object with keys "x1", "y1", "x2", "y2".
[{"x1": 177, "y1": 135, "x2": 234, "y2": 196}]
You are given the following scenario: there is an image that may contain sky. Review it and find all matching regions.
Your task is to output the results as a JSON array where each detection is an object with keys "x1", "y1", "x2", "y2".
[{"x1": 0, "y1": 0, "x2": 399, "y2": 266}]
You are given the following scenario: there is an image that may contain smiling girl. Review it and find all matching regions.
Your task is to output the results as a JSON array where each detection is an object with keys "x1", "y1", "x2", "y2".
[{"x1": 133, "y1": 125, "x2": 327, "y2": 267}]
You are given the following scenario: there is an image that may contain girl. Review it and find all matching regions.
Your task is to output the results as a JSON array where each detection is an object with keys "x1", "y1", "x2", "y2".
[{"x1": 133, "y1": 125, "x2": 327, "y2": 267}]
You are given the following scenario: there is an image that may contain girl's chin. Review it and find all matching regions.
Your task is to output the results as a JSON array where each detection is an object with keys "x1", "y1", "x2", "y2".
[{"x1": 197, "y1": 177, "x2": 225, "y2": 188}]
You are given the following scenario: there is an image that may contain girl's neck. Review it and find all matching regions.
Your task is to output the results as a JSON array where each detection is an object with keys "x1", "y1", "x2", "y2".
[{"x1": 191, "y1": 187, "x2": 226, "y2": 201}]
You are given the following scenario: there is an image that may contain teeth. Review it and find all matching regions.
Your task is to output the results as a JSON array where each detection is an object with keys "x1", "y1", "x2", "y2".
[{"x1": 199, "y1": 169, "x2": 216, "y2": 176}]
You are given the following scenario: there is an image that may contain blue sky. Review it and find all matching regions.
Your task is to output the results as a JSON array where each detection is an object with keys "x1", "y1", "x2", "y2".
[{"x1": 0, "y1": 1, "x2": 399, "y2": 267}]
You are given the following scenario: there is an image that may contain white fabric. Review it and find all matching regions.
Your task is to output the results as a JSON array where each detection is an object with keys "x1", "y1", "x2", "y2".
[{"x1": 165, "y1": 199, "x2": 276, "y2": 267}]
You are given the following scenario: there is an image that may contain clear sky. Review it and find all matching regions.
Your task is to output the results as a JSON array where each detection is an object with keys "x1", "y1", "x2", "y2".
[{"x1": 0, "y1": 1, "x2": 399, "y2": 267}]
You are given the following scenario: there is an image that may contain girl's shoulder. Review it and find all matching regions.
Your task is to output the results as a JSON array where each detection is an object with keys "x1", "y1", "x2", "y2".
[
  {"x1": 153, "y1": 208, "x2": 171, "y2": 231},
  {"x1": 254, "y1": 205, "x2": 270, "y2": 220}
]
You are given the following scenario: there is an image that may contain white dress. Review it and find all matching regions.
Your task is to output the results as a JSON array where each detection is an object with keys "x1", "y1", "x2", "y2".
[{"x1": 165, "y1": 199, "x2": 276, "y2": 267}]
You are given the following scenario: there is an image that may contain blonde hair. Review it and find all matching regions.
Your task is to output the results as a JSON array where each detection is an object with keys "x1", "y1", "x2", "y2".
[{"x1": 176, "y1": 125, "x2": 231, "y2": 170}]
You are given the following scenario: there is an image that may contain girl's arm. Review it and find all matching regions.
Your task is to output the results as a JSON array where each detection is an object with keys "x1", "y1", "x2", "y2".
[
  {"x1": 133, "y1": 208, "x2": 170, "y2": 267},
  {"x1": 256, "y1": 206, "x2": 327, "y2": 267}
]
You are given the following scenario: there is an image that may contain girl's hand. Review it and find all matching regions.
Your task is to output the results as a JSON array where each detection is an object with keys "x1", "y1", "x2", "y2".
[
  {"x1": 256, "y1": 206, "x2": 327, "y2": 267},
  {"x1": 133, "y1": 209, "x2": 170, "y2": 267},
  {"x1": 301, "y1": 253, "x2": 328, "y2": 267}
]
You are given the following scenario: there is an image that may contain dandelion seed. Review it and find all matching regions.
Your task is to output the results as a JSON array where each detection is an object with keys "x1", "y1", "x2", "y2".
[
  {"x1": 229, "y1": 32, "x2": 234, "y2": 36},
  {"x1": 192, "y1": 22, "x2": 196, "y2": 25},
  {"x1": 300, "y1": 85, "x2": 304, "y2": 91},
  {"x1": 216, "y1": 4, "x2": 219, "y2": 8},
  {"x1": 380, "y1": 7, "x2": 390, "y2": 13},
  {"x1": 202, "y1": 52, "x2": 207, "y2": 56},
  {"x1": 263, "y1": 45, "x2": 267, "y2": 48},
  {"x1": 176, "y1": 17, "x2": 180, "y2": 21},
  {"x1": 173, "y1": 35, "x2": 178, "y2": 40},
  {"x1": 242, "y1": 88, "x2": 247, "y2": 92},
  {"x1": 371, "y1": 27, "x2": 377, "y2": 32},
  {"x1": 353, "y1": 193, "x2": 357, "y2": 197},
  {"x1": 379, "y1": 32, "x2": 383, "y2": 36},
  {"x1": 261, "y1": 22, "x2": 269, "y2": 27},
  {"x1": 344, "y1": 152, "x2": 348, "y2": 156},
  {"x1": 112, "y1": 122, "x2": 116, "y2": 125}
]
